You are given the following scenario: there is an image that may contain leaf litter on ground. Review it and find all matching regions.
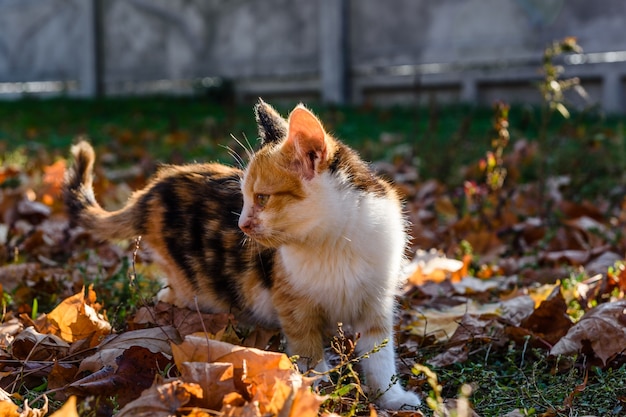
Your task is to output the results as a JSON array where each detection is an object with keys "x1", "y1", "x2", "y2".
[{"x1": 0, "y1": 129, "x2": 625, "y2": 416}]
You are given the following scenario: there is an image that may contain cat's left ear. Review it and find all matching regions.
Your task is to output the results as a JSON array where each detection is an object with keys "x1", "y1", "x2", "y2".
[{"x1": 285, "y1": 105, "x2": 327, "y2": 180}]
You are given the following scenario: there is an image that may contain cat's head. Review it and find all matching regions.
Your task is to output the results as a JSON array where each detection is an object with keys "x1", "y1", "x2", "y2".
[{"x1": 239, "y1": 101, "x2": 338, "y2": 247}]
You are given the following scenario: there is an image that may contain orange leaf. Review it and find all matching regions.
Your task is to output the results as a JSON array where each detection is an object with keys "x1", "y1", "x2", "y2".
[
  {"x1": 41, "y1": 159, "x2": 67, "y2": 205},
  {"x1": 44, "y1": 287, "x2": 111, "y2": 344},
  {"x1": 50, "y1": 396, "x2": 79, "y2": 417}
]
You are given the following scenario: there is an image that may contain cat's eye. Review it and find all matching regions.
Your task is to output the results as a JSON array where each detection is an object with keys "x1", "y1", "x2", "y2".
[{"x1": 255, "y1": 194, "x2": 270, "y2": 207}]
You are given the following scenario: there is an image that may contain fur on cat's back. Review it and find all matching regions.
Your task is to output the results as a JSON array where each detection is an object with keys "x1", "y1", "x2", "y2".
[{"x1": 63, "y1": 100, "x2": 421, "y2": 409}]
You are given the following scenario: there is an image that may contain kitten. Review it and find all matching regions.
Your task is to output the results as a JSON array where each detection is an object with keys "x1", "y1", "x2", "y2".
[{"x1": 63, "y1": 100, "x2": 421, "y2": 409}]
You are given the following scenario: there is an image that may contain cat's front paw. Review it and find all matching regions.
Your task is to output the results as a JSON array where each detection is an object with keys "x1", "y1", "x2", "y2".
[{"x1": 376, "y1": 384, "x2": 421, "y2": 410}]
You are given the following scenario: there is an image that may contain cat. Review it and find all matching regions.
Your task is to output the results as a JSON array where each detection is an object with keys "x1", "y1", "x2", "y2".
[{"x1": 63, "y1": 100, "x2": 421, "y2": 409}]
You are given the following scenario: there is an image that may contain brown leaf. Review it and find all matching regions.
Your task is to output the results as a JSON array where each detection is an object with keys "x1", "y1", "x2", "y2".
[
  {"x1": 406, "y1": 296, "x2": 534, "y2": 343},
  {"x1": 71, "y1": 346, "x2": 172, "y2": 407},
  {"x1": 11, "y1": 326, "x2": 70, "y2": 361},
  {"x1": 171, "y1": 337, "x2": 322, "y2": 416},
  {"x1": 78, "y1": 326, "x2": 180, "y2": 374},
  {"x1": 585, "y1": 252, "x2": 624, "y2": 277},
  {"x1": 179, "y1": 362, "x2": 237, "y2": 410},
  {"x1": 41, "y1": 159, "x2": 66, "y2": 207},
  {"x1": 0, "y1": 263, "x2": 40, "y2": 293},
  {"x1": 131, "y1": 301, "x2": 232, "y2": 338},
  {"x1": 288, "y1": 385, "x2": 327, "y2": 417},
  {"x1": 47, "y1": 363, "x2": 79, "y2": 400},
  {"x1": 0, "y1": 317, "x2": 23, "y2": 348},
  {"x1": 542, "y1": 249, "x2": 590, "y2": 266},
  {"x1": 116, "y1": 379, "x2": 204, "y2": 417},
  {"x1": 520, "y1": 286, "x2": 573, "y2": 346},
  {"x1": 550, "y1": 300, "x2": 626, "y2": 365},
  {"x1": 428, "y1": 314, "x2": 505, "y2": 367}
]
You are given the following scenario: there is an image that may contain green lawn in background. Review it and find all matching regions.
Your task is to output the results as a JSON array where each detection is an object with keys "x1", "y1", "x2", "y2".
[{"x1": 0, "y1": 96, "x2": 624, "y2": 199}]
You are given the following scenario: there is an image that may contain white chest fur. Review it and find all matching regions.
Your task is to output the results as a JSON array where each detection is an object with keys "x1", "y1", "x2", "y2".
[{"x1": 279, "y1": 190, "x2": 406, "y2": 324}]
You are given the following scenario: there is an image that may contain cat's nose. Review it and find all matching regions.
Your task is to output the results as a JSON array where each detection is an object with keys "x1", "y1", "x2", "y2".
[{"x1": 239, "y1": 218, "x2": 253, "y2": 234}]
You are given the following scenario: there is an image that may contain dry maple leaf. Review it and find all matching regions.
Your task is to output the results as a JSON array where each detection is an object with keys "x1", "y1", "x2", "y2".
[
  {"x1": 42, "y1": 286, "x2": 111, "y2": 345},
  {"x1": 170, "y1": 337, "x2": 324, "y2": 416},
  {"x1": 550, "y1": 300, "x2": 626, "y2": 365},
  {"x1": 179, "y1": 361, "x2": 237, "y2": 409}
]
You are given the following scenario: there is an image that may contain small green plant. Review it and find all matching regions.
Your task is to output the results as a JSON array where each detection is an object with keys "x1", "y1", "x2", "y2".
[
  {"x1": 317, "y1": 325, "x2": 370, "y2": 416},
  {"x1": 413, "y1": 364, "x2": 445, "y2": 415},
  {"x1": 537, "y1": 37, "x2": 585, "y2": 211},
  {"x1": 484, "y1": 101, "x2": 511, "y2": 192}
]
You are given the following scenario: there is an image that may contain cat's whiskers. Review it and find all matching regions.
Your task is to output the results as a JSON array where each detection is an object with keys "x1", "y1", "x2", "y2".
[
  {"x1": 220, "y1": 144, "x2": 246, "y2": 169},
  {"x1": 241, "y1": 132, "x2": 255, "y2": 157},
  {"x1": 230, "y1": 133, "x2": 254, "y2": 162}
]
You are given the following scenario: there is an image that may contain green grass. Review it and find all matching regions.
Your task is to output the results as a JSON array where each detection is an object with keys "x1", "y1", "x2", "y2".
[
  {"x1": 1, "y1": 97, "x2": 623, "y2": 199},
  {"x1": 434, "y1": 344, "x2": 626, "y2": 416}
]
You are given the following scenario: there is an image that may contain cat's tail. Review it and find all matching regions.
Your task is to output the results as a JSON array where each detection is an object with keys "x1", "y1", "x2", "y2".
[{"x1": 63, "y1": 140, "x2": 141, "y2": 241}]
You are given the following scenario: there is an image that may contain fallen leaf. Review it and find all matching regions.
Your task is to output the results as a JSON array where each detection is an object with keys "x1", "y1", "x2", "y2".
[
  {"x1": 79, "y1": 326, "x2": 180, "y2": 374},
  {"x1": 506, "y1": 285, "x2": 573, "y2": 348},
  {"x1": 585, "y1": 252, "x2": 624, "y2": 277},
  {"x1": 11, "y1": 326, "x2": 70, "y2": 360},
  {"x1": 41, "y1": 160, "x2": 66, "y2": 207},
  {"x1": 452, "y1": 275, "x2": 517, "y2": 294},
  {"x1": 406, "y1": 296, "x2": 534, "y2": 343},
  {"x1": 0, "y1": 317, "x2": 24, "y2": 348},
  {"x1": 550, "y1": 300, "x2": 626, "y2": 365},
  {"x1": 71, "y1": 346, "x2": 172, "y2": 407},
  {"x1": 132, "y1": 302, "x2": 232, "y2": 338},
  {"x1": 179, "y1": 362, "x2": 237, "y2": 410},
  {"x1": 116, "y1": 379, "x2": 204, "y2": 417},
  {"x1": 49, "y1": 396, "x2": 78, "y2": 417},
  {"x1": 406, "y1": 250, "x2": 465, "y2": 285},
  {"x1": 47, "y1": 363, "x2": 79, "y2": 400},
  {"x1": 0, "y1": 387, "x2": 19, "y2": 417},
  {"x1": 428, "y1": 314, "x2": 506, "y2": 366},
  {"x1": 43, "y1": 287, "x2": 111, "y2": 344}
]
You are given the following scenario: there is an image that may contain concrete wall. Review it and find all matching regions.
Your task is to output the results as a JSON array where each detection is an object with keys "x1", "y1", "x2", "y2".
[
  {"x1": 0, "y1": 0, "x2": 625, "y2": 112},
  {"x1": 0, "y1": 0, "x2": 95, "y2": 96}
]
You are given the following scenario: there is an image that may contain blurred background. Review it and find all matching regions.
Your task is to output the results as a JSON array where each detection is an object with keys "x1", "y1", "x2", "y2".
[{"x1": 1, "y1": 0, "x2": 625, "y2": 112}]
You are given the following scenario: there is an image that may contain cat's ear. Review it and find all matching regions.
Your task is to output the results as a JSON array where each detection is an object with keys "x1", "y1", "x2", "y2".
[
  {"x1": 255, "y1": 99, "x2": 288, "y2": 145},
  {"x1": 285, "y1": 105, "x2": 327, "y2": 180}
]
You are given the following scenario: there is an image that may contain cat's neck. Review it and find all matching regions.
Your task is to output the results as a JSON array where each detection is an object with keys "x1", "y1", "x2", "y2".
[{"x1": 280, "y1": 174, "x2": 405, "y2": 264}]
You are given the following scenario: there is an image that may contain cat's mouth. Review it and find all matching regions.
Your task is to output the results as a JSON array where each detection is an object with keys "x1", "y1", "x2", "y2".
[{"x1": 242, "y1": 230, "x2": 286, "y2": 249}]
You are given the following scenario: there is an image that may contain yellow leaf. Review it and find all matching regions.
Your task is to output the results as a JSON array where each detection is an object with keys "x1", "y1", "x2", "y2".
[{"x1": 50, "y1": 396, "x2": 78, "y2": 417}]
